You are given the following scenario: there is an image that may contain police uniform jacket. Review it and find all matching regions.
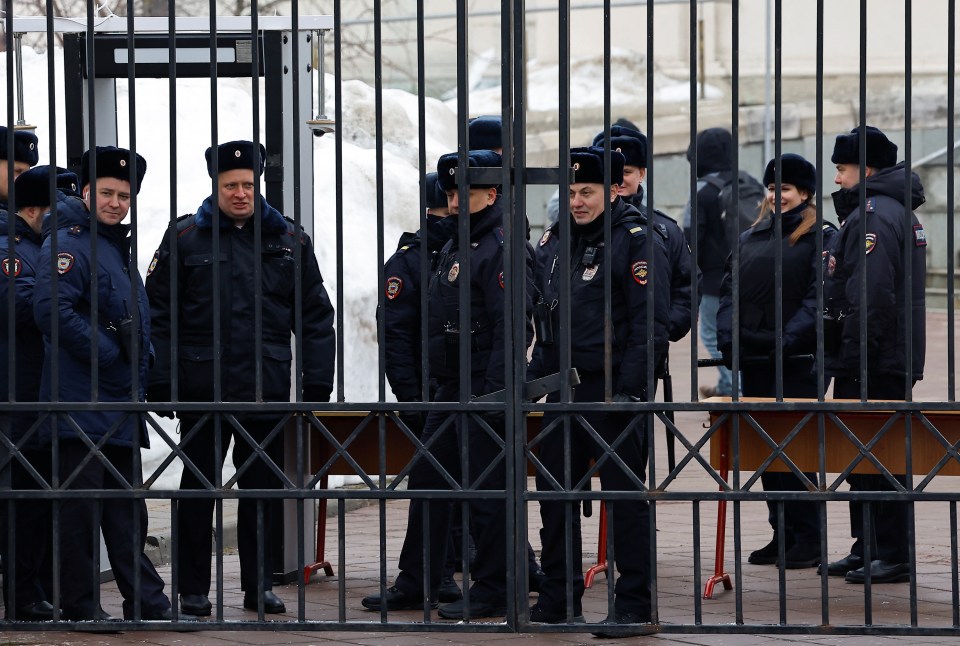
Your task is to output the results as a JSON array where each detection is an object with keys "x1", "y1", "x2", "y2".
[
  {"x1": 530, "y1": 197, "x2": 670, "y2": 398},
  {"x1": 824, "y1": 163, "x2": 926, "y2": 380},
  {"x1": 381, "y1": 215, "x2": 455, "y2": 403},
  {"x1": 33, "y1": 193, "x2": 151, "y2": 447},
  {"x1": 145, "y1": 194, "x2": 336, "y2": 405},
  {"x1": 0, "y1": 210, "x2": 44, "y2": 443},
  {"x1": 625, "y1": 188, "x2": 698, "y2": 342},
  {"x1": 717, "y1": 203, "x2": 838, "y2": 359},
  {"x1": 426, "y1": 198, "x2": 534, "y2": 395}
]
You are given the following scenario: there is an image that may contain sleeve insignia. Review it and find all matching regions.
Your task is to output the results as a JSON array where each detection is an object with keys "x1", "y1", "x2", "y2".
[
  {"x1": 632, "y1": 260, "x2": 648, "y2": 285},
  {"x1": 1, "y1": 258, "x2": 21, "y2": 277},
  {"x1": 57, "y1": 252, "x2": 75, "y2": 275},
  {"x1": 385, "y1": 276, "x2": 403, "y2": 300},
  {"x1": 147, "y1": 251, "x2": 159, "y2": 276},
  {"x1": 582, "y1": 265, "x2": 598, "y2": 281},
  {"x1": 447, "y1": 261, "x2": 460, "y2": 283},
  {"x1": 539, "y1": 229, "x2": 552, "y2": 247},
  {"x1": 865, "y1": 233, "x2": 877, "y2": 255},
  {"x1": 827, "y1": 254, "x2": 837, "y2": 276},
  {"x1": 498, "y1": 271, "x2": 504, "y2": 289},
  {"x1": 914, "y1": 224, "x2": 927, "y2": 247}
]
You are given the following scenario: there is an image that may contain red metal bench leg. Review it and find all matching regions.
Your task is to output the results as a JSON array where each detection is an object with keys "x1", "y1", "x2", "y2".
[
  {"x1": 304, "y1": 474, "x2": 335, "y2": 584},
  {"x1": 584, "y1": 501, "x2": 608, "y2": 588},
  {"x1": 703, "y1": 422, "x2": 732, "y2": 599}
]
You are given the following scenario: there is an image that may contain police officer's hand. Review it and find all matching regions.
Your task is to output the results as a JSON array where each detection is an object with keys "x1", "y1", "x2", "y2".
[
  {"x1": 303, "y1": 385, "x2": 332, "y2": 403},
  {"x1": 147, "y1": 383, "x2": 175, "y2": 419},
  {"x1": 740, "y1": 328, "x2": 776, "y2": 352},
  {"x1": 611, "y1": 392, "x2": 642, "y2": 404},
  {"x1": 397, "y1": 411, "x2": 426, "y2": 435},
  {"x1": 718, "y1": 343, "x2": 734, "y2": 370}
]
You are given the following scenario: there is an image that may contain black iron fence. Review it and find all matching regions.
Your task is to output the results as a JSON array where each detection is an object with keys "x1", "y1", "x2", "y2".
[{"x1": 1, "y1": 0, "x2": 959, "y2": 637}]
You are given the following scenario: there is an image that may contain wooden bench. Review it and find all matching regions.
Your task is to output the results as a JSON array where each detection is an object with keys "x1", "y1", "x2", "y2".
[{"x1": 705, "y1": 397, "x2": 960, "y2": 598}]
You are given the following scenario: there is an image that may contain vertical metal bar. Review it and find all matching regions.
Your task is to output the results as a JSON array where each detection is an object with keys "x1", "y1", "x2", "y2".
[
  {"x1": 773, "y1": 0, "x2": 783, "y2": 401},
  {"x1": 123, "y1": 0, "x2": 144, "y2": 620},
  {"x1": 815, "y1": 0, "x2": 826, "y2": 402},
  {"x1": 251, "y1": 1, "x2": 264, "y2": 408},
  {"x1": 949, "y1": 0, "x2": 957, "y2": 403},
  {"x1": 85, "y1": 0, "x2": 99, "y2": 404},
  {"x1": 692, "y1": 500, "x2": 702, "y2": 624},
  {"x1": 731, "y1": 0, "x2": 744, "y2": 626},
  {"x1": 645, "y1": 0, "x2": 659, "y2": 624},
  {"x1": 416, "y1": 0, "x2": 430, "y2": 406},
  {"x1": 857, "y1": 0, "x2": 868, "y2": 400},
  {"x1": 902, "y1": 2, "x2": 919, "y2": 627},
  {"x1": 688, "y1": 0, "x2": 700, "y2": 400},
  {"x1": 601, "y1": 0, "x2": 612, "y2": 405},
  {"x1": 498, "y1": 0, "x2": 520, "y2": 623},
  {"x1": 951, "y1": 501, "x2": 959, "y2": 626},
  {"x1": 776, "y1": 502, "x2": 786, "y2": 624}
]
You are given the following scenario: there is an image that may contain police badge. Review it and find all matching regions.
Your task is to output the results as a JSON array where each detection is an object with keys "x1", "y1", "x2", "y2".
[
  {"x1": 632, "y1": 260, "x2": 648, "y2": 285},
  {"x1": 448, "y1": 261, "x2": 460, "y2": 283}
]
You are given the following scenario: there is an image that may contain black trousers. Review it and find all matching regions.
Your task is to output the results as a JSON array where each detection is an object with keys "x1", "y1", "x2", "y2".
[
  {"x1": 1, "y1": 444, "x2": 53, "y2": 614},
  {"x1": 535, "y1": 374, "x2": 651, "y2": 617},
  {"x1": 395, "y1": 378, "x2": 508, "y2": 604},
  {"x1": 833, "y1": 377, "x2": 912, "y2": 563},
  {"x1": 58, "y1": 441, "x2": 170, "y2": 620},
  {"x1": 176, "y1": 415, "x2": 284, "y2": 595},
  {"x1": 741, "y1": 362, "x2": 821, "y2": 544}
]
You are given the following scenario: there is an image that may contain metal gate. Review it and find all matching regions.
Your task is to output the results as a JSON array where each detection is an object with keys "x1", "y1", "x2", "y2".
[{"x1": 1, "y1": 0, "x2": 959, "y2": 637}]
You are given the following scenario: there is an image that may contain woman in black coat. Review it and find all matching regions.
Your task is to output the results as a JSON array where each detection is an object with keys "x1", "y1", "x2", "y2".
[{"x1": 717, "y1": 153, "x2": 836, "y2": 569}]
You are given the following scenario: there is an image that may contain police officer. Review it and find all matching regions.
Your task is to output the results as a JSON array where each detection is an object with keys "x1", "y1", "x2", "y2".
[
  {"x1": 821, "y1": 126, "x2": 926, "y2": 585},
  {"x1": 33, "y1": 146, "x2": 174, "y2": 621},
  {"x1": 0, "y1": 127, "x2": 38, "y2": 209},
  {"x1": 380, "y1": 172, "x2": 463, "y2": 603},
  {"x1": 362, "y1": 150, "x2": 535, "y2": 619},
  {"x1": 145, "y1": 141, "x2": 336, "y2": 616},
  {"x1": 529, "y1": 147, "x2": 669, "y2": 636},
  {"x1": 0, "y1": 165, "x2": 77, "y2": 620},
  {"x1": 717, "y1": 153, "x2": 836, "y2": 569},
  {"x1": 591, "y1": 124, "x2": 696, "y2": 344}
]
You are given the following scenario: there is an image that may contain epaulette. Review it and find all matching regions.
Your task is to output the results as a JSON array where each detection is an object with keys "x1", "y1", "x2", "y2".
[
  {"x1": 494, "y1": 227, "x2": 505, "y2": 247},
  {"x1": 653, "y1": 209, "x2": 678, "y2": 225},
  {"x1": 864, "y1": 198, "x2": 875, "y2": 213},
  {"x1": 396, "y1": 231, "x2": 420, "y2": 252},
  {"x1": 822, "y1": 221, "x2": 839, "y2": 233},
  {"x1": 176, "y1": 213, "x2": 198, "y2": 237},
  {"x1": 621, "y1": 215, "x2": 666, "y2": 241},
  {"x1": 67, "y1": 224, "x2": 83, "y2": 237}
]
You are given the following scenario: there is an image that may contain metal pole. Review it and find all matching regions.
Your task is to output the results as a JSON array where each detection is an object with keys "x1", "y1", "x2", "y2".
[{"x1": 14, "y1": 32, "x2": 26, "y2": 125}]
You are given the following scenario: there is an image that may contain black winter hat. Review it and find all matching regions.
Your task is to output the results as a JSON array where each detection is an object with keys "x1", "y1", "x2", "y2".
[
  {"x1": 205, "y1": 140, "x2": 266, "y2": 178},
  {"x1": 570, "y1": 146, "x2": 625, "y2": 186},
  {"x1": 424, "y1": 172, "x2": 446, "y2": 209},
  {"x1": 13, "y1": 165, "x2": 80, "y2": 209},
  {"x1": 613, "y1": 117, "x2": 640, "y2": 132},
  {"x1": 436, "y1": 150, "x2": 502, "y2": 191},
  {"x1": 468, "y1": 116, "x2": 502, "y2": 151},
  {"x1": 686, "y1": 127, "x2": 733, "y2": 176},
  {"x1": 0, "y1": 126, "x2": 39, "y2": 166},
  {"x1": 591, "y1": 126, "x2": 648, "y2": 167},
  {"x1": 762, "y1": 153, "x2": 817, "y2": 196},
  {"x1": 830, "y1": 126, "x2": 898, "y2": 170},
  {"x1": 80, "y1": 146, "x2": 147, "y2": 193}
]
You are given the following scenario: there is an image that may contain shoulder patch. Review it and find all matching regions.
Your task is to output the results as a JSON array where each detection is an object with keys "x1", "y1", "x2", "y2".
[
  {"x1": 632, "y1": 260, "x2": 648, "y2": 285},
  {"x1": 498, "y1": 271, "x2": 504, "y2": 289},
  {"x1": 57, "y1": 252, "x2": 75, "y2": 275},
  {"x1": 913, "y1": 224, "x2": 927, "y2": 247},
  {"x1": 865, "y1": 233, "x2": 877, "y2": 255},
  {"x1": 385, "y1": 276, "x2": 403, "y2": 300},
  {"x1": 2, "y1": 257, "x2": 21, "y2": 277},
  {"x1": 539, "y1": 229, "x2": 552, "y2": 247},
  {"x1": 147, "y1": 251, "x2": 159, "y2": 276}
]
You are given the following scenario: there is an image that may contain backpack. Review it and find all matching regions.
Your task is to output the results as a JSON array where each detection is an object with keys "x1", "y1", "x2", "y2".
[{"x1": 703, "y1": 170, "x2": 765, "y2": 249}]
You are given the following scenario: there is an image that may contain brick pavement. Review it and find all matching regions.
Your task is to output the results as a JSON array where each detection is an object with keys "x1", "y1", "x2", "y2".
[{"x1": 2, "y1": 312, "x2": 958, "y2": 644}]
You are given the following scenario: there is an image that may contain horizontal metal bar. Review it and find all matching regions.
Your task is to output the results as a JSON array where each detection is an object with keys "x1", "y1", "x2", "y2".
[{"x1": 8, "y1": 15, "x2": 332, "y2": 34}]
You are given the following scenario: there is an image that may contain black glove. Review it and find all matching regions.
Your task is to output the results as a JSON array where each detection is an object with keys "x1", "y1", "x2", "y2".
[
  {"x1": 740, "y1": 328, "x2": 776, "y2": 352},
  {"x1": 147, "y1": 383, "x2": 175, "y2": 419},
  {"x1": 397, "y1": 411, "x2": 426, "y2": 435},
  {"x1": 303, "y1": 384, "x2": 332, "y2": 403},
  {"x1": 718, "y1": 343, "x2": 734, "y2": 370},
  {"x1": 612, "y1": 392, "x2": 642, "y2": 404}
]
